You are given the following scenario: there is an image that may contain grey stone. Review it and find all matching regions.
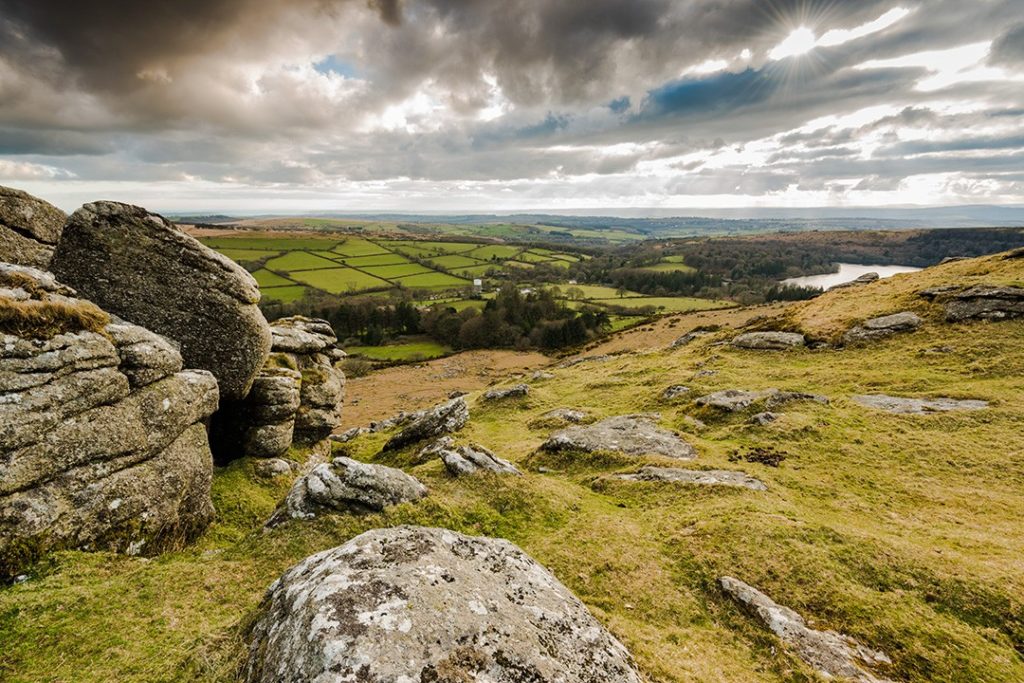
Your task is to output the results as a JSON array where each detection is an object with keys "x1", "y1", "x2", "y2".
[
  {"x1": 482, "y1": 383, "x2": 529, "y2": 400},
  {"x1": 538, "y1": 407, "x2": 589, "y2": 424},
  {"x1": 269, "y1": 457, "x2": 427, "y2": 524},
  {"x1": 829, "y1": 272, "x2": 879, "y2": 290},
  {"x1": 719, "y1": 577, "x2": 893, "y2": 683},
  {"x1": 543, "y1": 415, "x2": 697, "y2": 460},
  {"x1": 105, "y1": 322, "x2": 183, "y2": 388},
  {"x1": 253, "y1": 458, "x2": 297, "y2": 478},
  {"x1": 0, "y1": 185, "x2": 66, "y2": 268},
  {"x1": 616, "y1": 466, "x2": 766, "y2": 490},
  {"x1": 732, "y1": 332, "x2": 805, "y2": 350},
  {"x1": 662, "y1": 385, "x2": 691, "y2": 400},
  {"x1": 51, "y1": 201, "x2": 272, "y2": 401},
  {"x1": 944, "y1": 286, "x2": 1024, "y2": 322},
  {"x1": 844, "y1": 312, "x2": 922, "y2": 344},
  {"x1": 763, "y1": 391, "x2": 829, "y2": 410},
  {"x1": 696, "y1": 389, "x2": 772, "y2": 412},
  {"x1": 670, "y1": 330, "x2": 710, "y2": 348},
  {"x1": 382, "y1": 397, "x2": 469, "y2": 451},
  {"x1": 852, "y1": 394, "x2": 988, "y2": 414},
  {"x1": 748, "y1": 412, "x2": 778, "y2": 425},
  {"x1": 531, "y1": 371, "x2": 555, "y2": 380},
  {"x1": 244, "y1": 526, "x2": 644, "y2": 683},
  {"x1": 440, "y1": 443, "x2": 521, "y2": 476}
]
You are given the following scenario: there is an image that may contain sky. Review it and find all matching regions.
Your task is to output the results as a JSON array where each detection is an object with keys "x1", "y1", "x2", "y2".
[{"x1": 0, "y1": 0, "x2": 1023, "y2": 214}]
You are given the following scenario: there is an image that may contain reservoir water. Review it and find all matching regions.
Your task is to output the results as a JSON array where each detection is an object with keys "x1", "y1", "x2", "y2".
[{"x1": 781, "y1": 263, "x2": 921, "y2": 289}]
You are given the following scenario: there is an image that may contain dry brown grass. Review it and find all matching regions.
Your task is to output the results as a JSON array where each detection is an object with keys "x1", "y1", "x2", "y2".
[{"x1": 0, "y1": 297, "x2": 110, "y2": 339}]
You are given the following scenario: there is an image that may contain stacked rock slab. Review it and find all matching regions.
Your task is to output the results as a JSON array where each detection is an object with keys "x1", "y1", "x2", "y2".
[
  {"x1": 270, "y1": 317, "x2": 346, "y2": 444},
  {"x1": 0, "y1": 264, "x2": 218, "y2": 580},
  {"x1": 245, "y1": 526, "x2": 644, "y2": 683},
  {"x1": 50, "y1": 201, "x2": 271, "y2": 401},
  {"x1": 0, "y1": 185, "x2": 66, "y2": 268}
]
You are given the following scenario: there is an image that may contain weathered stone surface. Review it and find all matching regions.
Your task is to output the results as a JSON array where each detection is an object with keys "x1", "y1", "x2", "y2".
[
  {"x1": 382, "y1": 397, "x2": 469, "y2": 452},
  {"x1": 944, "y1": 286, "x2": 1024, "y2": 322},
  {"x1": 0, "y1": 186, "x2": 66, "y2": 268},
  {"x1": 696, "y1": 389, "x2": 827, "y2": 413},
  {"x1": 0, "y1": 266, "x2": 218, "y2": 578},
  {"x1": 543, "y1": 415, "x2": 697, "y2": 459},
  {"x1": 852, "y1": 394, "x2": 988, "y2": 414},
  {"x1": 719, "y1": 577, "x2": 893, "y2": 683},
  {"x1": 253, "y1": 458, "x2": 298, "y2": 478},
  {"x1": 269, "y1": 316, "x2": 336, "y2": 353},
  {"x1": 269, "y1": 457, "x2": 426, "y2": 525},
  {"x1": 51, "y1": 201, "x2": 271, "y2": 400},
  {"x1": 732, "y1": 331, "x2": 805, "y2": 350},
  {"x1": 440, "y1": 443, "x2": 521, "y2": 476},
  {"x1": 244, "y1": 526, "x2": 644, "y2": 683},
  {"x1": 482, "y1": 383, "x2": 529, "y2": 400},
  {"x1": 748, "y1": 412, "x2": 778, "y2": 425},
  {"x1": 538, "y1": 407, "x2": 589, "y2": 424},
  {"x1": 843, "y1": 312, "x2": 922, "y2": 344},
  {"x1": 662, "y1": 384, "x2": 691, "y2": 400},
  {"x1": 829, "y1": 272, "x2": 879, "y2": 290},
  {"x1": 763, "y1": 391, "x2": 829, "y2": 410},
  {"x1": 616, "y1": 466, "x2": 766, "y2": 490},
  {"x1": 670, "y1": 330, "x2": 710, "y2": 348}
]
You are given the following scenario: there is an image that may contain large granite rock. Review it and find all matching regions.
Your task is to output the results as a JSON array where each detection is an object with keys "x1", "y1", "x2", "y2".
[
  {"x1": 382, "y1": 396, "x2": 469, "y2": 452},
  {"x1": 731, "y1": 331, "x2": 805, "y2": 350},
  {"x1": 50, "y1": 201, "x2": 271, "y2": 401},
  {"x1": 0, "y1": 265, "x2": 218, "y2": 579},
  {"x1": 432, "y1": 441, "x2": 522, "y2": 476},
  {"x1": 843, "y1": 312, "x2": 922, "y2": 344},
  {"x1": 720, "y1": 577, "x2": 893, "y2": 682},
  {"x1": 244, "y1": 526, "x2": 644, "y2": 683},
  {"x1": 0, "y1": 185, "x2": 66, "y2": 268},
  {"x1": 269, "y1": 457, "x2": 426, "y2": 525},
  {"x1": 944, "y1": 286, "x2": 1024, "y2": 322},
  {"x1": 271, "y1": 317, "x2": 346, "y2": 444},
  {"x1": 543, "y1": 415, "x2": 697, "y2": 459}
]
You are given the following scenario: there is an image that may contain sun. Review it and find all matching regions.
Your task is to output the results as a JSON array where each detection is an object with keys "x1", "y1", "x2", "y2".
[{"x1": 769, "y1": 27, "x2": 818, "y2": 60}]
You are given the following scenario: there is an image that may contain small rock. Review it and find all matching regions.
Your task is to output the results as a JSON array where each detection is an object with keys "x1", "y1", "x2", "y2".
[
  {"x1": 244, "y1": 526, "x2": 644, "y2": 683},
  {"x1": 269, "y1": 457, "x2": 427, "y2": 525},
  {"x1": 696, "y1": 389, "x2": 772, "y2": 412},
  {"x1": 253, "y1": 458, "x2": 297, "y2": 478},
  {"x1": 532, "y1": 371, "x2": 555, "y2": 380},
  {"x1": 662, "y1": 385, "x2": 691, "y2": 400},
  {"x1": 829, "y1": 272, "x2": 879, "y2": 290},
  {"x1": 447, "y1": 389, "x2": 468, "y2": 399},
  {"x1": 670, "y1": 330, "x2": 710, "y2": 349},
  {"x1": 616, "y1": 466, "x2": 766, "y2": 490},
  {"x1": 330, "y1": 426, "x2": 367, "y2": 443},
  {"x1": 381, "y1": 397, "x2": 469, "y2": 452},
  {"x1": 719, "y1": 577, "x2": 893, "y2": 683},
  {"x1": 843, "y1": 312, "x2": 922, "y2": 344},
  {"x1": 732, "y1": 332, "x2": 805, "y2": 350},
  {"x1": 482, "y1": 383, "x2": 529, "y2": 401},
  {"x1": 748, "y1": 412, "x2": 778, "y2": 425},
  {"x1": 538, "y1": 408, "x2": 589, "y2": 424},
  {"x1": 852, "y1": 394, "x2": 988, "y2": 414},
  {"x1": 543, "y1": 415, "x2": 697, "y2": 460},
  {"x1": 441, "y1": 443, "x2": 521, "y2": 477}
]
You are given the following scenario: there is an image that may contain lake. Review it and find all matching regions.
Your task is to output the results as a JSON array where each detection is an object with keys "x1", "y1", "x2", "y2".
[{"x1": 781, "y1": 263, "x2": 921, "y2": 290}]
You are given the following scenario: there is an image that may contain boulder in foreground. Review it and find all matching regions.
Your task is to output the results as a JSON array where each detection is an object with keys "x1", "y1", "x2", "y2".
[
  {"x1": 543, "y1": 415, "x2": 697, "y2": 459},
  {"x1": 843, "y1": 312, "x2": 922, "y2": 344},
  {"x1": 51, "y1": 201, "x2": 271, "y2": 401},
  {"x1": 244, "y1": 526, "x2": 644, "y2": 683},
  {"x1": 720, "y1": 576, "x2": 893, "y2": 683}
]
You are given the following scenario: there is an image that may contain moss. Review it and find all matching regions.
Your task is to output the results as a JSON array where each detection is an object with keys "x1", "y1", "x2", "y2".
[{"x1": 0, "y1": 297, "x2": 110, "y2": 339}]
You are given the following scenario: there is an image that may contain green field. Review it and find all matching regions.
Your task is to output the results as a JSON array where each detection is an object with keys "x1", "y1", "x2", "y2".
[
  {"x1": 427, "y1": 254, "x2": 484, "y2": 269},
  {"x1": 264, "y1": 251, "x2": 340, "y2": 271},
  {"x1": 336, "y1": 254, "x2": 411, "y2": 267},
  {"x1": 465, "y1": 244, "x2": 522, "y2": 260},
  {"x1": 394, "y1": 272, "x2": 471, "y2": 288},
  {"x1": 251, "y1": 269, "x2": 293, "y2": 288},
  {"x1": 383, "y1": 240, "x2": 479, "y2": 255},
  {"x1": 289, "y1": 267, "x2": 391, "y2": 294},
  {"x1": 361, "y1": 263, "x2": 432, "y2": 279},
  {"x1": 259, "y1": 285, "x2": 308, "y2": 302},
  {"x1": 217, "y1": 248, "x2": 283, "y2": 262},
  {"x1": 347, "y1": 339, "x2": 451, "y2": 361},
  {"x1": 450, "y1": 265, "x2": 494, "y2": 277},
  {"x1": 591, "y1": 296, "x2": 734, "y2": 312},
  {"x1": 331, "y1": 238, "x2": 389, "y2": 257},
  {"x1": 639, "y1": 262, "x2": 697, "y2": 273}
]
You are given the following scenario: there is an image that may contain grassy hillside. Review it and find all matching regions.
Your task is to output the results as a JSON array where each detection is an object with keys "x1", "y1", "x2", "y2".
[{"x1": 2, "y1": 253, "x2": 1022, "y2": 682}]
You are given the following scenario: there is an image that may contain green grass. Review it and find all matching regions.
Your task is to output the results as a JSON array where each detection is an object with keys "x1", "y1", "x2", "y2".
[
  {"x1": 427, "y1": 254, "x2": 485, "y2": 269},
  {"x1": 335, "y1": 254, "x2": 411, "y2": 267},
  {"x1": 465, "y1": 245, "x2": 523, "y2": 260},
  {"x1": 215, "y1": 248, "x2": 283, "y2": 262},
  {"x1": 517, "y1": 251, "x2": 556, "y2": 264},
  {"x1": 449, "y1": 265, "x2": 495, "y2": 278},
  {"x1": 591, "y1": 296, "x2": 735, "y2": 312},
  {"x1": 258, "y1": 285, "x2": 308, "y2": 303},
  {"x1": 201, "y1": 237, "x2": 342, "y2": 251},
  {"x1": 264, "y1": 251, "x2": 341, "y2": 271},
  {"x1": 250, "y1": 269, "x2": 294, "y2": 288},
  {"x1": 639, "y1": 262, "x2": 698, "y2": 274},
  {"x1": 382, "y1": 240, "x2": 480, "y2": 255},
  {"x1": 360, "y1": 263, "x2": 433, "y2": 279},
  {"x1": 347, "y1": 339, "x2": 452, "y2": 361},
  {"x1": 563, "y1": 284, "x2": 644, "y2": 299},
  {"x1": 331, "y1": 238, "x2": 389, "y2": 257},
  {"x1": 3, "y1": 255, "x2": 1024, "y2": 682},
  {"x1": 393, "y1": 272, "x2": 472, "y2": 289},
  {"x1": 288, "y1": 267, "x2": 390, "y2": 294}
]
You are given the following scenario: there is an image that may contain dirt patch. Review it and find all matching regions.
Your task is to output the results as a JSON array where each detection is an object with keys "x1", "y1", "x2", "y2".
[{"x1": 341, "y1": 350, "x2": 549, "y2": 428}]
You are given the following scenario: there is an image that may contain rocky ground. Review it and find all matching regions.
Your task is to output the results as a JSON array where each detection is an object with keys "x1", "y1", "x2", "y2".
[{"x1": 2, "y1": 190, "x2": 1023, "y2": 682}]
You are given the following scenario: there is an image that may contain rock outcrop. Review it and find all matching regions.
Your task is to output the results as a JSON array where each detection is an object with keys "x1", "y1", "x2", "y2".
[
  {"x1": 482, "y1": 383, "x2": 529, "y2": 400},
  {"x1": 731, "y1": 331, "x2": 805, "y2": 350},
  {"x1": 944, "y1": 286, "x2": 1024, "y2": 322},
  {"x1": 269, "y1": 457, "x2": 426, "y2": 525},
  {"x1": 435, "y1": 442, "x2": 522, "y2": 476},
  {"x1": 244, "y1": 526, "x2": 644, "y2": 683},
  {"x1": 852, "y1": 394, "x2": 988, "y2": 414},
  {"x1": 616, "y1": 466, "x2": 766, "y2": 490},
  {"x1": 719, "y1": 577, "x2": 893, "y2": 682},
  {"x1": 543, "y1": 415, "x2": 697, "y2": 459},
  {"x1": 662, "y1": 384, "x2": 691, "y2": 400},
  {"x1": 381, "y1": 396, "x2": 469, "y2": 452},
  {"x1": 0, "y1": 264, "x2": 218, "y2": 579},
  {"x1": 670, "y1": 330, "x2": 710, "y2": 348},
  {"x1": 50, "y1": 201, "x2": 271, "y2": 401},
  {"x1": 843, "y1": 312, "x2": 922, "y2": 344},
  {"x1": 696, "y1": 388, "x2": 828, "y2": 413},
  {"x1": 0, "y1": 185, "x2": 66, "y2": 268},
  {"x1": 829, "y1": 272, "x2": 879, "y2": 290}
]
